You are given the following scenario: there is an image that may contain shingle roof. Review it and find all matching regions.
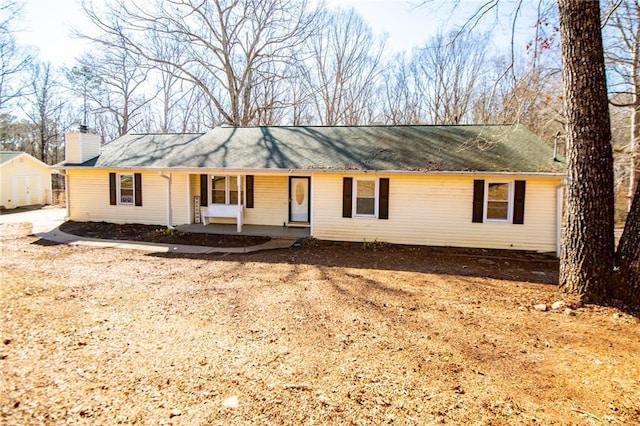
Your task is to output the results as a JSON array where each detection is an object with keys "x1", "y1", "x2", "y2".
[
  {"x1": 60, "y1": 125, "x2": 565, "y2": 174},
  {"x1": 0, "y1": 151, "x2": 24, "y2": 165}
]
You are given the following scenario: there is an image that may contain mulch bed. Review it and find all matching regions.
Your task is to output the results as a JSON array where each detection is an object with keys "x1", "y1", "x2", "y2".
[{"x1": 59, "y1": 221, "x2": 271, "y2": 248}]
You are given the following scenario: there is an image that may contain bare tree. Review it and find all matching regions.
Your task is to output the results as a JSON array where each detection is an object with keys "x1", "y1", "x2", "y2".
[
  {"x1": 288, "y1": 65, "x2": 316, "y2": 126},
  {"x1": 179, "y1": 88, "x2": 217, "y2": 132},
  {"x1": 616, "y1": 174, "x2": 640, "y2": 304},
  {"x1": 145, "y1": 30, "x2": 194, "y2": 133},
  {"x1": 65, "y1": 65, "x2": 101, "y2": 128},
  {"x1": 250, "y1": 61, "x2": 290, "y2": 126},
  {"x1": 553, "y1": 0, "x2": 639, "y2": 303},
  {"x1": 603, "y1": 0, "x2": 640, "y2": 212},
  {"x1": 0, "y1": 114, "x2": 31, "y2": 151},
  {"x1": 413, "y1": 30, "x2": 488, "y2": 124},
  {"x1": 303, "y1": 8, "x2": 385, "y2": 125},
  {"x1": 558, "y1": 1, "x2": 615, "y2": 301},
  {"x1": 74, "y1": 33, "x2": 154, "y2": 138},
  {"x1": 0, "y1": 0, "x2": 33, "y2": 112},
  {"x1": 472, "y1": 56, "x2": 515, "y2": 124},
  {"x1": 472, "y1": 56, "x2": 564, "y2": 142},
  {"x1": 443, "y1": 0, "x2": 638, "y2": 304},
  {"x1": 21, "y1": 61, "x2": 66, "y2": 163},
  {"x1": 380, "y1": 53, "x2": 422, "y2": 124},
  {"x1": 79, "y1": 0, "x2": 319, "y2": 127}
]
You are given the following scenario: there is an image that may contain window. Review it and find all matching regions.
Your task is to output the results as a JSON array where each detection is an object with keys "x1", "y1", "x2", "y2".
[
  {"x1": 343, "y1": 177, "x2": 389, "y2": 219},
  {"x1": 119, "y1": 174, "x2": 134, "y2": 205},
  {"x1": 354, "y1": 179, "x2": 377, "y2": 217},
  {"x1": 211, "y1": 176, "x2": 226, "y2": 203},
  {"x1": 109, "y1": 172, "x2": 141, "y2": 206},
  {"x1": 210, "y1": 175, "x2": 243, "y2": 205},
  {"x1": 472, "y1": 179, "x2": 525, "y2": 224},
  {"x1": 485, "y1": 182, "x2": 511, "y2": 221}
]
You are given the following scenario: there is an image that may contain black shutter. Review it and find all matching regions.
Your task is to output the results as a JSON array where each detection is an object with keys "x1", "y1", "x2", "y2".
[
  {"x1": 513, "y1": 180, "x2": 526, "y2": 224},
  {"x1": 472, "y1": 179, "x2": 485, "y2": 223},
  {"x1": 379, "y1": 178, "x2": 389, "y2": 220},
  {"x1": 200, "y1": 174, "x2": 208, "y2": 205},
  {"x1": 109, "y1": 172, "x2": 117, "y2": 205},
  {"x1": 246, "y1": 175, "x2": 254, "y2": 208},
  {"x1": 342, "y1": 177, "x2": 353, "y2": 218},
  {"x1": 134, "y1": 173, "x2": 142, "y2": 206}
]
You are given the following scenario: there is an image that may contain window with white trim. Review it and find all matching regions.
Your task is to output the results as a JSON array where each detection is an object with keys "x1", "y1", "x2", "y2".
[
  {"x1": 354, "y1": 178, "x2": 378, "y2": 217},
  {"x1": 118, "y1": 174, "x2": 134, "y2": 205},
  {"x1": 210, "y1": 175, "x2": 243, "y2": 205},
  {"x1": 485, "y1": 182, "x2": 511, "y2": 222}
]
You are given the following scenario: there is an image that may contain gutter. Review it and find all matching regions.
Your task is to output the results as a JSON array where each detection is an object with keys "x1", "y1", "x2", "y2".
[
  {"x1": 556, "y1": 178, "x2": 568, "y2": 257},
  {"x1": 56, "y1": 169, "x2": 70, "y2": 221},
  {"x1": 53, "y1": 165, "x2": 566, "y2": 178}
]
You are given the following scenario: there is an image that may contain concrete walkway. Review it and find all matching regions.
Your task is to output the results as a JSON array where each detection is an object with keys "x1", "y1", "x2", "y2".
[
  {"x1": 37, "y1": 228, "x2": 297, "y2": 254},
  {"x1": 0, "y1": 205, "x2": 66, "y2": 233},
  {"x1": 1, "y1": 206, "x2": 297, "y2": 254}
]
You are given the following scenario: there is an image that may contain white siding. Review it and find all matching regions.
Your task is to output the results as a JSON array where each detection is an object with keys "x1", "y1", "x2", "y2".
[
  {"x1": 64, "y1": 133, "x2": 82, "y2": 165},
  {"x1": 66, "y1": 169, "x2": 562, "y2": 252},
  {"x1": 170, "y1": 173, "x2": 189, "y2": 225},
  {"x1": 1, "y1": 154, "x2": 52, "y2": 209},
  {"x1": 190, "y1": 174, "x2": 289, "y2": 226},
  {"x1": 312, "y1": 173, "x2": 562, "y2": 252},
  {"x1": 68, "y1": 169, "x2": 188, "y2": 226},
  {"x1": 244, "y1": 175, "x2": 289, "y2": 226},
  {"x1": 65, "y1": 133, "x2": 100, "y2": 164}
]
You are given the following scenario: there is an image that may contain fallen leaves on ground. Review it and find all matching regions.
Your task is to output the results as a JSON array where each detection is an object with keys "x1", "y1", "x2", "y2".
[{"x1": 1, "y1": 236, "x2": 639, "y2": 425}]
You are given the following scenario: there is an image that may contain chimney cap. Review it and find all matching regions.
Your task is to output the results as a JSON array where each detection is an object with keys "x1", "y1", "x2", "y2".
[{"x1": 79, "y1": 124, "x2": 88, "y2": 133}]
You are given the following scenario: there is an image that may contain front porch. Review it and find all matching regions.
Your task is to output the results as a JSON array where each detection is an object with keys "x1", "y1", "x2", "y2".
[{"x1": 176, "y1": 223, "x2": 311, "y2": 239}]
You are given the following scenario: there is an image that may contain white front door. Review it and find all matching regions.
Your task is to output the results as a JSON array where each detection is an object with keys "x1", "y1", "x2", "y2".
[{"x1": 289, "y1": 177, "x2": 310, "y2": 223}]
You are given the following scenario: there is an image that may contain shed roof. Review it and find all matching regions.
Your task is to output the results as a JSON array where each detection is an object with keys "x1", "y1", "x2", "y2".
[
  {"x1": 0, "y1": 151, "x2": 24, "y2": 165},
  {"x1": 59, "y1": 125, "x2": 565, "y2": 174}
]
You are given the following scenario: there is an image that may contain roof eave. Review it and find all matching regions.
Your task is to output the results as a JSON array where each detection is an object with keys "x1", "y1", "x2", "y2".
[
  {"x1": 56, "y1": 165, "x2": 566, "y2": 177},
  {"x1": 1, "y1": 152, "x2": 51, "y2": 168}
]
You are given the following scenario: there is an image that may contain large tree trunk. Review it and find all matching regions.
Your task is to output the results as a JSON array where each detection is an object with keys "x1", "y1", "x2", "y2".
[
  {"x1": 615, "y1": 181, "x2": 640, "y2": 304},
  {"x1": 558, "y1": 1, "x2": 615, "y2": 301},
  {"x1": 630, "y1": 101, "x2": 640, "y2": 211},
  {"x1": 627, "y1": 8, "x2": 640, "y2": 211}
]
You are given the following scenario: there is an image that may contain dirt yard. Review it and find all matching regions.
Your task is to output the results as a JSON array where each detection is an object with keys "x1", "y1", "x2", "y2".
[{"x1": 1, "y1": 235, "x2": 639, "y2": 425}]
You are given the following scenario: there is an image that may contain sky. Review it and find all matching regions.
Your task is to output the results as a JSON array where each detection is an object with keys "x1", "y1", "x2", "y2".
[
  {"x1": 14, "y1": 0, "x2": 90, "y2": 64},
  {"x1": 13, "y1": 0, "x2": 540, "y2": 66}
]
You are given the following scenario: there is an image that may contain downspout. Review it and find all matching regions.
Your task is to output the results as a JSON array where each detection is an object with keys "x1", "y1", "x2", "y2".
[
  {"x1": 58, "y1": 170, "x2": 70, "y2": 221},
  {"x1": 159, "y1": 171, "x2": 173, "y2": 229},
  {"x1": 556, "y1": 179, "x2": 567, "y2": 258}
]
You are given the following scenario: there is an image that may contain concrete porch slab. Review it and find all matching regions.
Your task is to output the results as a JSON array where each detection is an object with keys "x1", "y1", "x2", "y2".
[{"x1": 176, "y1": 223, "x2": 310, "y2": 239}]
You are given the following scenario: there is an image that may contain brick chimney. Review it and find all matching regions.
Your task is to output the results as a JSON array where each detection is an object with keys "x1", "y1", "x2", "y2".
[{"x1": 65, "y1": 130, "x2": 101, "y2": 164}]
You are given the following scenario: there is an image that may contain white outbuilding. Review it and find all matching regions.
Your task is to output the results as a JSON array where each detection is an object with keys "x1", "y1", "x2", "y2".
[{"x1": 0, "y1": 151, "x2": 52, "y2": 210}]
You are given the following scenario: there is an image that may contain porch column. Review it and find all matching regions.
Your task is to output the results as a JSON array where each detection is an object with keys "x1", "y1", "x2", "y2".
[
  {"x1": 63, "y1": 171, "x2": 70, "y2": 220},
  {"x1": 160, "y1": 171, "x2": 173, "y2": 228},
  {"x1": 556, "y1": 185, "x2": 564, "y2": 258},
  {"x1": 167, "y1": 173, "x2": 172, "y2": 228}
]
